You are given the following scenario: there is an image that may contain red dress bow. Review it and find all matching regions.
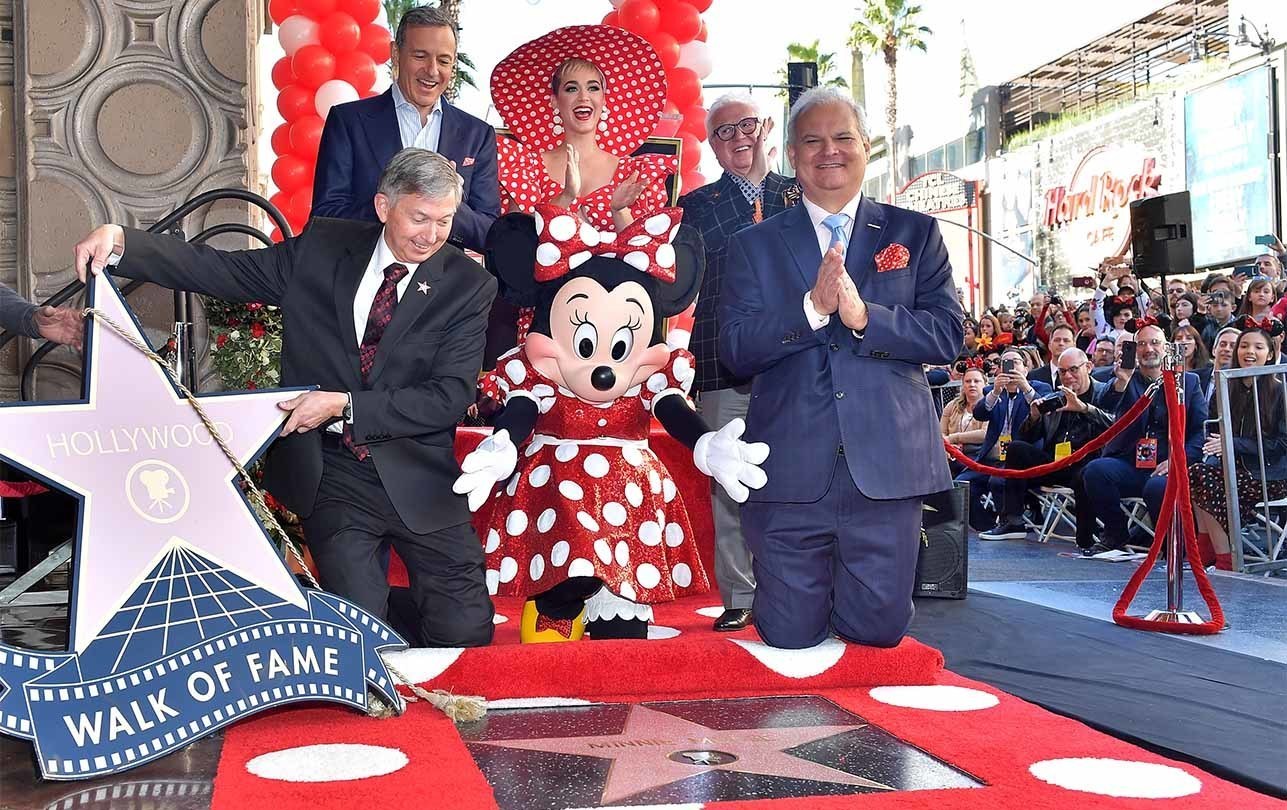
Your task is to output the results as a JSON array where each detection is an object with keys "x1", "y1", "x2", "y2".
[{"x1": 532, "y1": 204, "x2": 683, "y2": 283}]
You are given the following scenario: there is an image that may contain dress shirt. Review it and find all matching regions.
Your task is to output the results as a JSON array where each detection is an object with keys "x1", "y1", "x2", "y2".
[
  {"x1": 799, "y1": 192, "x2": 863, "y2": 331},
  {"x1": 391, "y1": 83, "x2": 443, "y2": 152},
  {"x1": 728, "y1": 173, "x2": 764, "y2": 204}
]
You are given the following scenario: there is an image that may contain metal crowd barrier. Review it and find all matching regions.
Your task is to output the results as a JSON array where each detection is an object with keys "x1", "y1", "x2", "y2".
[
  {"x1": 931, "y1": 380, "x2": 962, "y2": 417},
  {"x1": 1210, "y1": 363, "x2": 1287, "y2": 575}
]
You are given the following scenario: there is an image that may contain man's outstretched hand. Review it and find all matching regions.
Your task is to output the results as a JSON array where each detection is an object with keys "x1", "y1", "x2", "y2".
[{"x1": 72, "y1": 225, "x2": 126, "y2": 282}]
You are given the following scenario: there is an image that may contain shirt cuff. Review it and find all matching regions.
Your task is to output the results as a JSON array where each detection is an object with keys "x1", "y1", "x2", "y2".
[{"x1": 802, "y1": 292, "x2": 830, "y2": 330}]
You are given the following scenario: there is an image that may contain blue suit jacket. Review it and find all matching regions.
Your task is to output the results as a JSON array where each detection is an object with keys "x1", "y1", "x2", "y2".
[
  {"x1": 719, "y1": 196, "x2": 965, "y2": 502},
  {"x1": 970, "y1": 382, "x2": 1053, "y2": 461},
  {"x1": 311, "y1": 89, "x2": 500, "y2": 252},
  {"x1": 1096, "y1": 370, "x2": 1207, "y2": 465}
]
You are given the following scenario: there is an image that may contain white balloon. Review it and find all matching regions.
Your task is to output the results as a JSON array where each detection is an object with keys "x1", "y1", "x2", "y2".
[
  {"x1": 609, "y1": 0, "x2": 625, "y2": 7},
  {"x1": 315, "y1": 79, "x2": 359, "y2": 118},
  {"x1": 678, "y1": 40, "x2": 713, "y2": 79},
  {"x1": 278, "y1": 15, "x2": 320, "y2": 58}
]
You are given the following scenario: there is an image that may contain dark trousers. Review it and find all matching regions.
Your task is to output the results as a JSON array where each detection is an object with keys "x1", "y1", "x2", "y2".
[
  {"x1": 987, "y1": 440, "x2": 1096, "y2": 546},
  {"x1": 741, "y1": 457, "x2": 921, "y2": 650},
  {"x1": 302, "y1": 444, "x2": 494, "y2": 648},
  {"x1": 1081, "y1": 455, "x2": 1167, "y2": 546}
]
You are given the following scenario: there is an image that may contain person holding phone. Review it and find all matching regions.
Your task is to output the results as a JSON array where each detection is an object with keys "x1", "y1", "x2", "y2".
[
  {"x1": 1190, "y1": 318, "x2": 1287, "y2": 569},
  {"x1": 1081, "y1": 321, "x2": 1208, "y2": 554}
]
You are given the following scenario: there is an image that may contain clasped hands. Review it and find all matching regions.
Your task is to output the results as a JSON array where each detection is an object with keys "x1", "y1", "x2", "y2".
[{"x1": 810, "y1": 245, "x2": 866, "y2": 331}]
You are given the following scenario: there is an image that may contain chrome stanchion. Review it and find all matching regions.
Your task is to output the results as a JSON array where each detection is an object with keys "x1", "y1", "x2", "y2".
[{"x1": 1144, "y1": 342, "x2": 1204, "y2": 625}]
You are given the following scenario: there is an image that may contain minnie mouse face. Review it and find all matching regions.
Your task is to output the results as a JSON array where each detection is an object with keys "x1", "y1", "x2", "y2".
[{"x1": 527, "y1": 274, "x2": 671, "y2": 402}]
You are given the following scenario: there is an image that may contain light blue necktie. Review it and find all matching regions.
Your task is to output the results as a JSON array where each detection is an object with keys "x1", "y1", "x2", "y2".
[{"x1": 822, "y1": 212, "x2": 851, "y2": 256}]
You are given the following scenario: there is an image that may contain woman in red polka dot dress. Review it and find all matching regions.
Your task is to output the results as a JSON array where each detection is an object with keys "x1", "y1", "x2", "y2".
[
  {"x1": 455, "y1": 207, "x2": 770, "y2": 643},
  {"x1": 485, "y1": 25, "x2": 680, "y2": 368}
]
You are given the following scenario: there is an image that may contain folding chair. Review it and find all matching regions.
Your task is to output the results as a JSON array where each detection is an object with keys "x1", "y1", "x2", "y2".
[
  {"x1": 1247, "y1": 496, "x2": 1287, "y2": 573},
  {"x1": 1031, "y1": 485, "x2": 1078, "y2": 544},
  {"x1": 1120, "y1": 497, "x2": 1154, "y2": 550}
]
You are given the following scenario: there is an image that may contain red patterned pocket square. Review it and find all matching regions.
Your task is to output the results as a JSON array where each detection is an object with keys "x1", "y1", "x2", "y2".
[
  {"x1": 875, "y1": 243, "x2": 911, "y2": 272},
  {"x1": 462, "y1": 156, "x2": 476, "y2": 167}
]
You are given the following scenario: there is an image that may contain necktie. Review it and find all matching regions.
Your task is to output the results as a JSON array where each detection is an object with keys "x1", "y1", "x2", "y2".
[
  {"x1": 344, "y1": 262, "x2": 409, "y2": 460},
  {"x1": 822, "y1": 212, "x2": 851, "y2": 256}
]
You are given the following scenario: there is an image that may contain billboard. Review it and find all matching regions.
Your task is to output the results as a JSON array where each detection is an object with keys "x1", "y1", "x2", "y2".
[
  {"x1": 896, "y1": 171, "x2": 984, "y2": 314},
  {"x1": 1185, "y1": 65, "x2": 1277, "y2": 268}
]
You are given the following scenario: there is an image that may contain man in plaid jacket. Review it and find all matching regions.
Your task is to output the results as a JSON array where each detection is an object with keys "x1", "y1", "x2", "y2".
[{"x1": 679, "y1": 93, "x2": 799, "y2": 632}]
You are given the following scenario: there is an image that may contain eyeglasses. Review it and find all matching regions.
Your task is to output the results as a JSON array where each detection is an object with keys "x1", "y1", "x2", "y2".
[
  {"x1": 713, "y1": 117, "x2": 761, "y2": 141},
  {"x1": 1057, "y1": 363, "x2": 1087, "y2": 375},
  {"x1": 1136, "y1": 339, "x2": 1167, "y2": 347}
]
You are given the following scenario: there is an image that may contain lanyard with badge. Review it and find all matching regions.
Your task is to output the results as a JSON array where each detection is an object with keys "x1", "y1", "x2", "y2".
[
  {"x1": 1136, "y1": 385, "x2": 1159, "y2": 469},
  {"x1": 999, "y1": 393, "x2": 1013, "y2": 462}
]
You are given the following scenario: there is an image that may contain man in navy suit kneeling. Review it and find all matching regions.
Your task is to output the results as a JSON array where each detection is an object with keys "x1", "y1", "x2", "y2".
[{"x1": 719, "y1": 87, "x2": 964, "y2": 649}]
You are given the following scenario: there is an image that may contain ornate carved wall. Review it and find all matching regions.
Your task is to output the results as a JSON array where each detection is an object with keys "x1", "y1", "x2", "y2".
[{"x1": 3, "y1": 0, "x2": 262, "y2": 399}]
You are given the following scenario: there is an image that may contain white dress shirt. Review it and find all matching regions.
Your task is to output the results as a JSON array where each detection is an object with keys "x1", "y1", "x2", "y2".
[
  {"x1": 800, "y1": 192, "x2": 863, "y2": 330},
  {"x1": 391, "y1": 83, "x2": 443, "y2": 152}
]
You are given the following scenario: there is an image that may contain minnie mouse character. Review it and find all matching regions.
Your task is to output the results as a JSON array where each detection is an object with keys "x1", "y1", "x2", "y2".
[{"x1": 454, "y1": 206, "x2": 770, "y2": 643}]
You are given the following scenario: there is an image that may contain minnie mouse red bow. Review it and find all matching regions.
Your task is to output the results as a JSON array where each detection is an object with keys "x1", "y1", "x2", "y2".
[
  {"x1": 532, "y1": 204, "x2": 683, "y2": 283},
  {"x1": 965, "y1": 356, "x2": 986, "y2": 370},
  {"x1": 1238, "y1": 315, "x2": 1284, "y2": 336},
  {"x1": 1128, "y1": 315, "x2": 1159, "y2": 332}
]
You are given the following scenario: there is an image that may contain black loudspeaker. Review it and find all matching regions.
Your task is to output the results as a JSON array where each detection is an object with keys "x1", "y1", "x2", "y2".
[
  {"x1": 787, "y1": 62, "x2": 818, "y2": 108},
  {"x1": 915, "y1": 484, "x2": 969, "y2": 599},
  {"x1": 1130, "y1": 191, "x2": 1194, "y2": 278}
]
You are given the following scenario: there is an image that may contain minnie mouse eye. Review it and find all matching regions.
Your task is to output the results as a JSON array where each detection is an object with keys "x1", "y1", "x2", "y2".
[
  {"x1": 574, "y1": 322, "x2": 598, "y2": 359},
  {"x1": 610, "y1": 326, "x2": 634, "y2": 361}
]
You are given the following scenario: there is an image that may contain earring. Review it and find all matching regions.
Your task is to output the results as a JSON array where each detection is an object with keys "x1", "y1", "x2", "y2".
[
  {"x1": 552, "y1": 109, "x2": 564, "y2": 136},
  {"x1": 598, "y1": 106, "x2": 609, "y2": 133}
]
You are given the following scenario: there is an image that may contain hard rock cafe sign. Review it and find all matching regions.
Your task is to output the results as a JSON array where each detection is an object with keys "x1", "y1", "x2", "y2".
[{"x1": 1042, "y1": 145, "x2": 1162, "y2": 269}]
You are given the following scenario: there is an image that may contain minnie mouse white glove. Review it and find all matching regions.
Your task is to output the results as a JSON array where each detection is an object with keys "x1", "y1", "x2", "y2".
[
  {"x1": 452, "y1": 429, "x2": 518, "y2": 512},
  {"x1": 692, "y1": 418, "x2": 770, "y2": 503}
]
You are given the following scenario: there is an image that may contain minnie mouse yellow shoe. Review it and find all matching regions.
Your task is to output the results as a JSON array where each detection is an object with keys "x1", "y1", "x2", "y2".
[{"x1": 519, "y1": 598, "x2": 586, "y2": 643}]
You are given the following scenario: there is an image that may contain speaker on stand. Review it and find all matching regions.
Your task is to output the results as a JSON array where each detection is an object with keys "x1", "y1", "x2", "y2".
[
  {"x1": 786, "y1": 62, "x2": 818, "y2": 109},
  {"x1": 1129, "y1": 191, "x2": 1194, "y2": 280},
  {"x1": 915, "y1": 484, "x2": 969, "y2": 599}
]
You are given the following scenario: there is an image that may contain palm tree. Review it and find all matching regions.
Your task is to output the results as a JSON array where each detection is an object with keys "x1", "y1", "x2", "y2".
[
  {"x1": 848, "y1": 0, "x2": 931, "y2": 192},
  {"x1": 776, "y1": 40, "x2": 848, "y2": 100}
]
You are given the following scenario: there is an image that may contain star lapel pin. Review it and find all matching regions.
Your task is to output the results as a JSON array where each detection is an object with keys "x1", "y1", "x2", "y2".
[{"x1": 417, "y1": 281, "x2": 431, "y2": 295}]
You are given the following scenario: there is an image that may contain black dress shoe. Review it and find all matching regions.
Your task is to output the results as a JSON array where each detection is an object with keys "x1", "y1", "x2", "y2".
[{"x1": 713, "y1": 608, "x2": 753, "y2": 632}]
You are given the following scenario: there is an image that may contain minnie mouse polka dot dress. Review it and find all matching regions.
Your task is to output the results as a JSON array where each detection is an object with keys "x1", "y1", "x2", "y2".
[{"x1": 481, "y1": 347, "x2": 709, "y2": 604}]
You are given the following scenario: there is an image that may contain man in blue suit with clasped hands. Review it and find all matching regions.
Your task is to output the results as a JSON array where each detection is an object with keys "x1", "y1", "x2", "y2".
[{"x1": 719, "y1": 87, "x2": 964, "y2": 650}]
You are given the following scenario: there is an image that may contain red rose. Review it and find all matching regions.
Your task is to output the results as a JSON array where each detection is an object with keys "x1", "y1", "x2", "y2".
[
  {"x1": 216, "y1": 334, "x2": 228, "y2": 348},
  {"x1": 246, "y1": 380, "x2": 257, "y2": 389},
  {"x1": 250, "y1": 322, "x2": 266, "y2": 339},
  {"x1": 226, "y1": 317, "x2": 240, "y2": 327}
]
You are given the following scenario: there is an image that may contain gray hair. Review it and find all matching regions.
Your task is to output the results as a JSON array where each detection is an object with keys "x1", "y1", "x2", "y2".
[
  {"x1": 396, "y1": 6, "x2": 457, "y2": 48},
  {"x1": 705, "y1": 92, "x2": 761, "y2": 140},
  {"x1": 786, "y1": 86, "x2": 869, "y2": 145},
  {"x1": 377, "y1": 148, "x2": 463, "y2": 205}
]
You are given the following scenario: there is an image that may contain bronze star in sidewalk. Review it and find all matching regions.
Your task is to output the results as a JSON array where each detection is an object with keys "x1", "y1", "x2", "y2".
[{"x1": 471, "y1": 704, "x2": 892, "y2": 804}]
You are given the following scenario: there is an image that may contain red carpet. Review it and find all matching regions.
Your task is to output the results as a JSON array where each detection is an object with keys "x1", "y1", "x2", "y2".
[{"x1": 213, "y1": 665, "x2": 1278, "y2": 809}]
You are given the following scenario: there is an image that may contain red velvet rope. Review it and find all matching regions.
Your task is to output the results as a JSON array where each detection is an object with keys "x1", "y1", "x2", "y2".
[
  {"x1": 1112, "y1": 369, "x2": 1225, "y2": 634},
  {"x1": 0, "y1": 480, "x2": 48, "y2": 498},
  {"x1": 943, "y1": 389, "x2": 1155, "y2": 478}
]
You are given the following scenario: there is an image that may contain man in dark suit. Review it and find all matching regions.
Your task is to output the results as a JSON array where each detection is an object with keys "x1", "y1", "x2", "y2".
[
  {"x1": 719, "y1": 87, "x2": 964, "y2": 650},
  {"x1": 678, "y1": 93, "x2": 797, "y2": 633},
  {"x1": 1027, "y1": 322, "x2": 1076, "y2": 389},
  {"x1": 312, "y1": 6, "x2": 499, "y2": 252},
  {"x1": 73, "y1": 148, "x2": 497, "y2": 648}
]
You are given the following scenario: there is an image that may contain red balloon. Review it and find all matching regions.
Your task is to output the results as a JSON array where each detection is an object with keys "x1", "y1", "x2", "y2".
[
  {"x1": 668, "y1": 67, "x2": 702, "y2": 107},
  {"x1": 602, "y1": 10, "x2": 619, "y2": 26},
  {"x1": 269, "y1": 191, "x2": 291, "y2": 223},
  {"x1": 268, "y1": 0, "x2": 302, "y2": 25},
  {"x1": 271, "y1": 56, "x2": 295, "y2": 91},
  {"x1": 680, "y1": 133, "x2": 702, "y2": 172},
  {"x1": 277, "y1": 83, "x2": 315, "y2": 122},
  {"x1": 290, "y1": 114, "x2": 326, "y2": 158},
  {"x1": 319, "y1": 12, "x2": 361, "y2": 53},
  {"x1": 299, "y1": 0, "x2": 337, "y2": 20},
  {"x1": 270, "y1": 123, "x2": 293, "y2": 157},
  {"x1": 359, "y1": 23, "x2": 392, "y2": 63},
  {"x1": 335, "y1": 50, "x2": 377, "y2": 93},
  {"x1": 655, "y1": 100, "x2": 682, "y2": 138},
  {"x1": 696, "y1": 19, "x2": 708, "y2": 42},
  {"x1": 685, "y1": 0, "x2": 713, "y2": 10},
  {"x1": 679, "y1": 106, "x2": 707, "y2": 141},
  {"x1": 288, "y1": 187, "x2": 314, "y2": 224},
  {"x1": 339, "y1": 0, "x2": 380, "y2": 23},
  {"x1": 648, "y1": 31, "x2": 680, "y2": 71},
  {"x1": 682, "y1": 170, "x2": 706, "y2": 192},
  {"x1": 272, "y1": 154, "x2": 312, "y2": 193},
  {"x1": 618, "y1": 0, "x2": 660, "y2": 36},
  {"x1": 659, "y1": 0, "x2": 701, "y2": 42},
  {"x1": 270, "y1": 226, "x2": 285, "y2": 244},
  {"x1": 360, "y1": 87, "x2": 378, "y2": 99},
  {"x1": 291, "y1": 44, "x2": 336, "y2": 89}
]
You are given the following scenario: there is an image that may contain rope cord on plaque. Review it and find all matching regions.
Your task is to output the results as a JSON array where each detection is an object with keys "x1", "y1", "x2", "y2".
[{"x1": 83, "y1": 306, "x2": 487, "y2": 723}]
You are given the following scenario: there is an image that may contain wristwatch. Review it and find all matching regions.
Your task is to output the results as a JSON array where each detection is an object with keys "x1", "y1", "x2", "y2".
[{"x1": 342, "y1": 392, "x2": 354, "y2": 423}]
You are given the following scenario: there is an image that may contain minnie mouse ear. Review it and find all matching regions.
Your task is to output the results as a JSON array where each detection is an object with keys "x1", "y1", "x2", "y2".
[
  {"x1": 652, "y1": 223, "x2": 705, "y2": 317},
  {"x1": 484, "y1": 213, "x2": 543, "y2": 307}
]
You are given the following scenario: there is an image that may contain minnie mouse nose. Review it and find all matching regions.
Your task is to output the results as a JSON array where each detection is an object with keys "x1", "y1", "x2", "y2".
[{"x1": 591, "y1": 366, "x2": 616, "y2": 391}]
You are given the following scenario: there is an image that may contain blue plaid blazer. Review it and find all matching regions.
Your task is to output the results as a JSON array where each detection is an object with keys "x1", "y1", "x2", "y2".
[{"x1": 679, "y1": 171, "x2": 799, "y2": 392}]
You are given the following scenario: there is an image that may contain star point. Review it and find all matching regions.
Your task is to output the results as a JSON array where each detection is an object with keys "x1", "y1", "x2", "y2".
[{"x1": 417, "y1": 281, "x2": 431, "y2": 295}]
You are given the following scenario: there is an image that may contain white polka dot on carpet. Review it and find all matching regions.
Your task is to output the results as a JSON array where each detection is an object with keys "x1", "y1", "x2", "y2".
[
  {"x1": 1028, "y1": 758, "x2": 1202, "y2": 798},
  {"x1": 868, "y1": 685, "x2": 999, "y2": 711},
  {"x1": 246, "y1": 744, "x2": 408, "y2": 782},
  {"x1": 729, "y1": 638, "x2": 846, "y2": 679}
]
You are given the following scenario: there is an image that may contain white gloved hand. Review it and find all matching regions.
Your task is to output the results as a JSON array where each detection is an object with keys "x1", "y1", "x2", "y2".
[
  {"x1": 692, "y1": 418, "x2": 770, "y2": 503},
  {"x1": 452, "y1": 429, "x2": 518, "y2": 512}
]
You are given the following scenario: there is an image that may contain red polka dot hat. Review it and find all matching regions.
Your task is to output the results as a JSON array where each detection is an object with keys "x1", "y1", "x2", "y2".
[{"x1": 491, "y1": 25, "x2": 669, "y2": 159}]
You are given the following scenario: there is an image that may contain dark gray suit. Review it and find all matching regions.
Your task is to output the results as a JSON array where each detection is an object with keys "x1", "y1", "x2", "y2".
[{"x1": 0, "y1": 283, "x2": 39, "y2": 338}]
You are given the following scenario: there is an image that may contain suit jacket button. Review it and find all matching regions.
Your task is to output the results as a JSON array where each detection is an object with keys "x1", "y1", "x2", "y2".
[{"x1": 835, "y1": 391, "x2": 845, "y2": 400}]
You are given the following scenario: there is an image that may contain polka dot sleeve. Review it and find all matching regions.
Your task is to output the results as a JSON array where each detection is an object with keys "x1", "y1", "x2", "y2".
[
  {"x1": 497, "y1": 137, "x2": 562, "y2": 215},
  {"x1": 494, "y1": 348, "x2": 541, "y2": 404},
  {"x1": 623, "y1": 153, "x2": 680, "y2": 217},
  {"x1": 638, "y1": 348, "x2": 697, "y2": 412}
]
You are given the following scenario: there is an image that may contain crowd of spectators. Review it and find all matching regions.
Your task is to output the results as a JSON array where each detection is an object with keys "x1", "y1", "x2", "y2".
[{"x1": 935, "y1": 242, "x2": 1287, "y2": 569}]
